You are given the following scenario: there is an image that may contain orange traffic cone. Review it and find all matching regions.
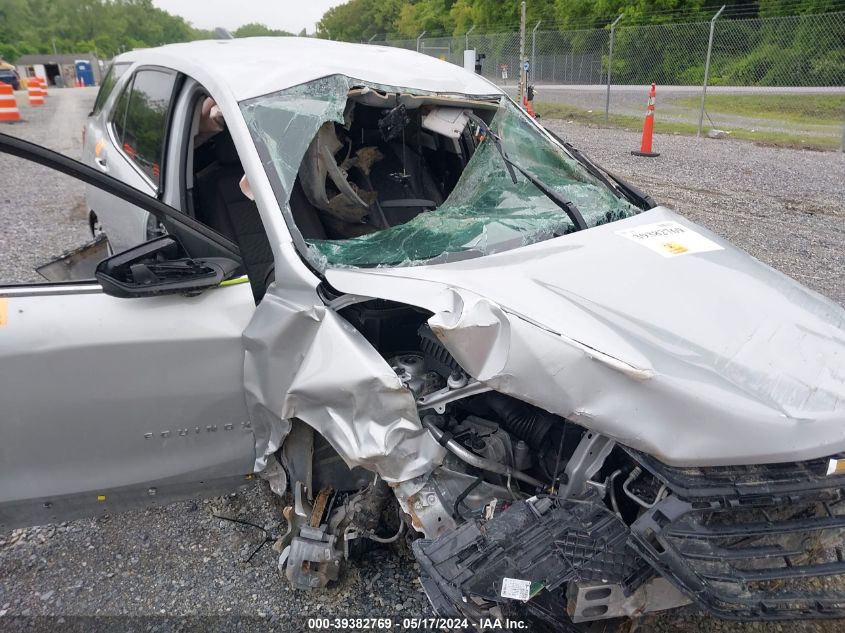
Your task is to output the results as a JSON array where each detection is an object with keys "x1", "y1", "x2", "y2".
[
  {"x1": 632, "y1": 83, "x2": 660, "y2": 157},
  {"x1": 522, "y1": 95, "x2": 536, "y2": 119},
  {"x1": 0, "y1": 83, "x2": 21, "y2": 122},
  {"x1": 37, "y1": 76, "x2": 49, "y2": 97},
  {"x1": 27, "y1": 78, "x2": 44, "y2": 106}
]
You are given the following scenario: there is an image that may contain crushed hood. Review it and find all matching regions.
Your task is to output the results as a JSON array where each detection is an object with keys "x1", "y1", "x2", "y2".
[{"x1": 328, "y1": 207, "x2": 845, "y2": 466}]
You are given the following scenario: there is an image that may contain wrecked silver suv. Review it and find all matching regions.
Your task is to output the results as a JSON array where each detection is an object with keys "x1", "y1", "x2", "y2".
[{"x1": 4, "y1": 39, "x2": 845, "y2": 631}]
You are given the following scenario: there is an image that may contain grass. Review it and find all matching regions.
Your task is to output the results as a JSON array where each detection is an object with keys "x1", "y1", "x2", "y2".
[
  {"x1": 533, "y1": 100, "x2": 843, "y2": 151},
  {"x1": 671, "y1": 93, "x2": 845, "y2": 126}
]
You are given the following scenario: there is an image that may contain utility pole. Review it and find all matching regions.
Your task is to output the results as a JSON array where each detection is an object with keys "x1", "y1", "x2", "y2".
[{"x1": 519, "y1": 1, "x2": 526, "y2": 103}]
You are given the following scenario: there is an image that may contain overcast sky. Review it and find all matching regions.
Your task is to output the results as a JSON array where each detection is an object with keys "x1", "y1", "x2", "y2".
[{"x1": 152, "y1": 0, "x2": 346, "y2": 34}]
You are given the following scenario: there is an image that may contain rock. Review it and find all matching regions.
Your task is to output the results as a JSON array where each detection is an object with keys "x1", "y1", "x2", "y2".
[{"x1": 707, "y1": 128, "x2": 729, "y2": 139}]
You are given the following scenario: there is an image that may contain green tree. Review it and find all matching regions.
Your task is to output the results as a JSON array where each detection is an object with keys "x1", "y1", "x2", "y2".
[
  {"x1": 233, "y1": 23, "x2": 294, "y2": 37},
  {"x1": 0, "y1": 0, "x2": 224, "y2": 60}
]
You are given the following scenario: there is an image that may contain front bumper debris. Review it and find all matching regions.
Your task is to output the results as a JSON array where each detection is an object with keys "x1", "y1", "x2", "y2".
[
  {"x1": 630, "y1": 451, "x2": 845, "y2": 620},
  {"x1": 412, "y1": 490, "x2": 649, "y2": 626}
]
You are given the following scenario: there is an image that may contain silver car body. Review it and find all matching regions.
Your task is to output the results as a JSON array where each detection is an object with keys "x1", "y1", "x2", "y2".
[
  {"x1": 5, "y1": 33, "x2": 842, "y2": 517},
  {"x1": 3, "y1": 37, "x2": 845, "y2": 626}
]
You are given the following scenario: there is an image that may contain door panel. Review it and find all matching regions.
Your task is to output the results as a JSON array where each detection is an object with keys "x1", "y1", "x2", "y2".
[
  {"x1": 86, "y1": 67, "x2": 177, "y2": 253},
  {"x1": 0, "y1": 280, "x2": 257, "y2": 529}
]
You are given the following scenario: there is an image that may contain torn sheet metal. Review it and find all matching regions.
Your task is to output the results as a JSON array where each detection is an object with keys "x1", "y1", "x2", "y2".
[
  {"x1": 326, "y1": 206, "x2": 845, "y2": 467},
  {"x1": 243, "y1": 284, "x2": 445, "y2": 482},
  {"x1": 36, "y1": 234, "x2": 109, "y2": 282}
]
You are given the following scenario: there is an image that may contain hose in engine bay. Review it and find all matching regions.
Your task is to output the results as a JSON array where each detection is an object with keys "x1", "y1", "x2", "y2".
[{"x1": 421, "y1": 416, "x2": 544, "y2": 489}]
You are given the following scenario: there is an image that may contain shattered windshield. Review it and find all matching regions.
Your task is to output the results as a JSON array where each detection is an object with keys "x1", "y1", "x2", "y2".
[{"x1": 242, "y1": 76, "x2": 641, "y2": 269}]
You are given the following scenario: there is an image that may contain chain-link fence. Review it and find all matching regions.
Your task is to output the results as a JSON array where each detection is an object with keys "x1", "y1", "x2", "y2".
[{"x1": 371, "y1": 11, "x2": 845, "y2": 150}]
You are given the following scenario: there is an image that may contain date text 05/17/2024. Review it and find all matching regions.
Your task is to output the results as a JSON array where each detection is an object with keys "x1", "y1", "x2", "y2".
[{"x1": 306, "y1": 617, "x2": 530, "y2": 630}]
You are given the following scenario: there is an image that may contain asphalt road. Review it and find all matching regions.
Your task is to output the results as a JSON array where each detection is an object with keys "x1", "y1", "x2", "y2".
[
  {"x1": 501, "y1": 84, "x2": 845, "y2": 141},
  {"x1": 0, "y1": 88, "x2": 843, "y2": 633}
]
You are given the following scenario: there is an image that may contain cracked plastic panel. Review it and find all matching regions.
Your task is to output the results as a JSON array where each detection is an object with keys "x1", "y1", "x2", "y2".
[{"x1": 309, "y1": 100, "x2": 640, "y2": 267}]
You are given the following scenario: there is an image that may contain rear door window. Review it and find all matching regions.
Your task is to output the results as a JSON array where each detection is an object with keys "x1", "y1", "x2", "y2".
[
  {"x1": 110, "y1": 68, "x2": 178, "y2": 190},
  {"x1": 92, "y1": 62, "x2": 130, "y2": 115}
]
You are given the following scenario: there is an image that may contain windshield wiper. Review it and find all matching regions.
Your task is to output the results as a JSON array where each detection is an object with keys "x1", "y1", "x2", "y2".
[
  {"x1": 470, "y1": 114, "x2": 588, "y2": 232},
  {"x1": 544, "y1": 127, "x2": 656, "y2": 210}
]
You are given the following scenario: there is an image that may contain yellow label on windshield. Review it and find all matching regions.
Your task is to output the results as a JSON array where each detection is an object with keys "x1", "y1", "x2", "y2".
[{"x1": 0, "y1": 298, "x2": 7, "y2": 326}]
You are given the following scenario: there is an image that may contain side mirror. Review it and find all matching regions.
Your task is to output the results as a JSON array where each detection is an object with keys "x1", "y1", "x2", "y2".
[{"x1": 95, "y1": 235, "x2": 240, "y2": 298}]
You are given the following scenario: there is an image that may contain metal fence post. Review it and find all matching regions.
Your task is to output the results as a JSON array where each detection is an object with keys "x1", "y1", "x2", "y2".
[
  {"x1": 519, "y1": 1, "x2": 526, "y2": 103},
  {"x1": 531, "y1": 21, "x2": 541, "y2": 82},
  {"x1": 465, "y1": 25, "x2": 475, "y2": 50},
  {"x1": 605, "y1": 14, "x2": 623, "y2": 122},
  {"x1": 841, "y1": 118, "x2": 845, "y2": 152},
  {"x1": 698, "y1": 5, "x2": 725, "y2": 137},
  {"x1": 416, "y1": 30, "x2": 426, "y2": 53}
]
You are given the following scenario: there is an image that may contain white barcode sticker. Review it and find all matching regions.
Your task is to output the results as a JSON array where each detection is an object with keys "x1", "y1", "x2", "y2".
[
  {"x1": 500, "y1": 577, "x2": 531, "y2": 601},
  {"x1": 616, "y1": 220, "x2": 723, "y2": 257}
]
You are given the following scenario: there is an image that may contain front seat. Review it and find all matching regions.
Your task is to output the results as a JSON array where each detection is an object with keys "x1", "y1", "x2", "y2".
[{"x1": 194, "y1": 132, "x2": 275, "y2": 302}]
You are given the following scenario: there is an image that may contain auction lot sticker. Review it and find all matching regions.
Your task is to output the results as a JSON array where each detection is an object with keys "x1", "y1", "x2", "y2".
[
  {"x1": 500, "y1": 577, "x2": 531, "y2": 601},
  {"x1": 616, "y1": 220, "x2": 724, "y2": 257}
]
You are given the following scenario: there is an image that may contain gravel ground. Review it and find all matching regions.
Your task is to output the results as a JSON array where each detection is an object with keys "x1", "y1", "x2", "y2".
[
  {"x1": 0, "y1": 88, "x2": 94, "y2": 285},
  {"x1": 1, "y1": 90, "x2": 844, "y2": 632},
  {"x1": 542, "y1": 119, "x2": 845, "y2": 308}
]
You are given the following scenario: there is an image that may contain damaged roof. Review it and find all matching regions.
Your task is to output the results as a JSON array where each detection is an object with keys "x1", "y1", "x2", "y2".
[{"x1": 114, "y1": 37, "x2": 502, "y2": 102}]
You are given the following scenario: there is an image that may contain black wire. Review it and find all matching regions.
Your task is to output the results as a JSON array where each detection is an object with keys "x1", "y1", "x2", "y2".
[
  {"x1": 213, "y1": 513, "x2": 268, "y2": 533},
  {"x1": 213, "y1": 513, "x2": 275, "y2": 563},
  {"x1": 244, "y1": 539, "x2": 273, "y2": 563},
  {"x1": 551, "y1": 419, "x2": 569, "y2": 492},
  {"x1": 453, "y1": 476, "x2": 484, "y2": 521}
]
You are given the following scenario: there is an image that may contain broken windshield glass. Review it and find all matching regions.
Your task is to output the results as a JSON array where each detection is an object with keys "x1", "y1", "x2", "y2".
[
  {"x1": 309, "y1": 101, "x2": 640, "y2": 267},
  {"x1": 241, "y1": 75, "x2": 350, "y2": 197},
  {"x1": 243, "y1": 77, "x2": 641, "y2": 270}
]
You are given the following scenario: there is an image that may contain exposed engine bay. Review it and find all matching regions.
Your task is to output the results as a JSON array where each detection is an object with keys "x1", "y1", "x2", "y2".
[{"x1": 267, "y1": 298, "x2": 845, "y2": 630}]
